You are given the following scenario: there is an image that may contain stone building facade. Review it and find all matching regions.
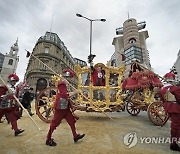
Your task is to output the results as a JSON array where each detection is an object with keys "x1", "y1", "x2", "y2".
[
  {"x1": 171, "y1": 50, "x2": 180, "y2": 83},
  {"x1": 25, "y1": 32, "x2": 77, "y2": 92},
  {"x1": 0, "y1": 53, "x2": 5, "y2": 73}
]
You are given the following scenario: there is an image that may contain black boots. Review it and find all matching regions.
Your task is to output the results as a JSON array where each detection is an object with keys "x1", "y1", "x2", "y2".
[
  {"x1": 170, "y1": 143, "x2": 180, "y2": 151},
  {"x1": 46, "y1": 134, "x2": 85, "y2": 146},
  {"x1": 15, "y1": 129, "x2": 25, "y2": 136},
  {"x1": 74, "y1": 134, "x2": 85, "y2": 143},
  {"x1": 46, "y1": 139, "x2": 57, "y2": 146}
]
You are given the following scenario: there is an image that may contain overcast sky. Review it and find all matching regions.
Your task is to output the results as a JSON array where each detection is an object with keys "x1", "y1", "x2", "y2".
[{"x1": 0, "y1": 0, "x2": 180, "y2": 81}]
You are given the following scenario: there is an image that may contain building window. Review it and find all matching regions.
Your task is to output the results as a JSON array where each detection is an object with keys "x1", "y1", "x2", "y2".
[
  {"x1": 55, "y1": 62, "x2": 58, "y2": 67},
  {"x1": 8, "y1": 59, "x2": 13, "y2": 65},
  {"x1": 111, "y1": 59, "x2": 116, "y2": 67},
  {"x1": 44, "y1": 47, "x2": 49, "y2": 53},
  {"x1": 12, "y1": 50, "x2": 16, "y2": 55},
  {"x1": 129, "y1": 38, "x2": 136, "y2": 44},
  {"x1": 36, "y1": 78, "x2": 47, "y2": 91},
  {"x1": 124, "y1": 46, "x2": 143, "y2": 65},
  {"x1": 63, "y1": 53, "x2": 65, "y2": 59}
]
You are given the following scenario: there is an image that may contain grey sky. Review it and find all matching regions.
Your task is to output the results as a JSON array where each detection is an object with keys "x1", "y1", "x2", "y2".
[{"x1": 0, "y1": 0, "x2": 180, "y2": 81}]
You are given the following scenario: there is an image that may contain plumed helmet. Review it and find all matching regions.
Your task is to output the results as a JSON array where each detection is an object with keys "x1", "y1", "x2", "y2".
[
  {"x1": 164, "y1": 72, "x2": 175, "y2": 82},
  {"x1": 8, "y1": 74, "x2": 19, "y2": 82}
]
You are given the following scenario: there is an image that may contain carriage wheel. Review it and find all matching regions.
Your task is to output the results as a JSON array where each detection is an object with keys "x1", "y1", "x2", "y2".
[
  {"x1": 35, "y1": 87, "x2": 57, "y2": 123},
  {"x1": 126, "y1": 101, "x2": 140, "y2": 116},
  {"x1": 147, "y1": 101, "x2": 169, "y2": 126}
]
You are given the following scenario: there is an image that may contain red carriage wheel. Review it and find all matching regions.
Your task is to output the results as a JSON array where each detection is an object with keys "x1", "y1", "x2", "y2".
[
  {"x1": 147, "y1": 101, "x2": 169, "y2": 126},
  {"x1": 126, "y1": 101, "x2": 140, "y2": 116}
]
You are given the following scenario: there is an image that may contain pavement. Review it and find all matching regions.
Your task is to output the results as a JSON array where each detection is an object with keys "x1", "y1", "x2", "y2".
[{"x1": 0, "y1": 105, "x2": 179, "y2": 154}]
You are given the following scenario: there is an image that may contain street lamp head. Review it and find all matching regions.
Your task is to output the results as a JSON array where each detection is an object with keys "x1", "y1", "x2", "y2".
[
  {"x1": 76, "y1": 13, "x2": 83, "y2": 17},
  {"x1": 100, "y1": 19, "x2": 106, "y2": 22}
]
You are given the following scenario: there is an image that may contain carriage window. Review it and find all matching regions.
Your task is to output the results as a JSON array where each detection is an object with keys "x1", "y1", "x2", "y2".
[
  {"x1": 109, "y1": 73, "x2": 119, "y2": 86},
  {"x1": 82, "y1": 88, "x2": 90, "y2": 101},
  {"x1": 82, "y1": 72, "x2": 90, "y2": 86},
  {"x1": 109, "y1": 89, "x2": 117, "y2": 102},
  {"x1": 92, "y1": 67, "x2": 106, "y2": 86},
  {"x1": 93, "y1": 89, "x2": 105, "y2": 101}
]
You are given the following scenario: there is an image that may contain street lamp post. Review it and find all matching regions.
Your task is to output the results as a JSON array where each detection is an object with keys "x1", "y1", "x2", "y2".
[{"x1": 76, "y1": 13, "x2": 106, "y2": 60}]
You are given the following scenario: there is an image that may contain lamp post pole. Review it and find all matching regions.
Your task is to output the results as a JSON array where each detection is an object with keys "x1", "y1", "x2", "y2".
[
  {"x1": 76, "y1": 13, "x2": 106, "y2": 56},
  {"x1": 90, "y1": 20, "x2": 92, "y2": 55}
]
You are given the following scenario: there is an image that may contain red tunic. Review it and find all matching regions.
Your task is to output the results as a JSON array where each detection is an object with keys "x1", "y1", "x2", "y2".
[
  {"x1": 159, "y1": 84, "x2": 180, "y2": 138},
  {"x1": 160, "y1": 85, "x2": 180, "y2": 114},
  {"x1": 0, "y1": 85, "x2": 20, "y2": 131},
  {"x1": 47, "y1": 81, "x2": 78, "y2": 141}
]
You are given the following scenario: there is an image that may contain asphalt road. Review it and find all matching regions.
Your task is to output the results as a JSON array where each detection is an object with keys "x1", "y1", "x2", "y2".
[{"x1": 0, "y1": 107, "x2": 179, "y2": 154}]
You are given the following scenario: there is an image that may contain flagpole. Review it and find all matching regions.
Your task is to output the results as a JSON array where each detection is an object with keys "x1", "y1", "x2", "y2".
[
  {"x1": 26, "y1": 50, "x2": 113, "y2": 120},
  {"x1": 0, "y1": 76, "x2": 42, "y2": 131}
]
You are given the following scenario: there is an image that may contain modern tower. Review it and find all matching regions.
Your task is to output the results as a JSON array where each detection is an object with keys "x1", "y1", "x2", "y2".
[{"x1": 109, "y1": 18, "x2": 151, "y2": 76}]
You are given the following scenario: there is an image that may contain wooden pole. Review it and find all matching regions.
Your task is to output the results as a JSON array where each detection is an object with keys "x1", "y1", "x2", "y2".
[{"x1": 27, "y1": 50, "x2": 113, "y2": 120}]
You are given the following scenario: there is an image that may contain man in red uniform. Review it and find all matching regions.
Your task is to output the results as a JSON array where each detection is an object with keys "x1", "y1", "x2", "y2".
[
  {"x1": 46, "y1": 80, "x2": 85, "y2": 146},
  {"x1": 90, "y1": 64, "x2": 105, "y2": 86},
  {"x1": 0, "y1": 74, "x2": 24, "y2": 136},
  {"x1": 159, "y1": 72, "x2": 180, "y2": 151}
]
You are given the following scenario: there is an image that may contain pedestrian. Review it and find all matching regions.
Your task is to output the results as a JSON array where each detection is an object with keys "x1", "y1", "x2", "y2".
[
  {"x1": 159, "y1": 72, "x2": 180, "y2": 151},
  {"x1": 21, "y1": 87, "x2": 34, "y2": 116},
  {"x1": 0, "y1": 113, "x2": 10, "y2": 124},
  {"x1": 0, "y1": 74, "x2": 24, "y2": 136},
  {"x1": 46, "y1": 79, "x2": 85, "y2": 146}
]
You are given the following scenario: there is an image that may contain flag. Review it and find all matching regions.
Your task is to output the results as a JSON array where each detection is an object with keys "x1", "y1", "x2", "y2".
[
  {"x1": 26, "y1": 50, "x2": 31, "y2": 58},
  {"x1": 121, "y1": 54, "x2": 126, "y2": 61}
]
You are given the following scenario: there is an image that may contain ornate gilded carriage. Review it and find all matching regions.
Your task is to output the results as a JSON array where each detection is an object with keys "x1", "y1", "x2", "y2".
[
  {"x1": 34, "y1": 63, "x2": 168, "y2": 126},
  {"x1": 122, "y1": 70, "x2": 169, "y2": 126},
  {"x1": 124, "y1": 87, "x2": 169, "y2": 126},
  {"x1": 35, "y1": 63, "x2": 126, "y2": 122},
  {"x1": 74, "y1": 63, "x2": 126, "y2": 112}
]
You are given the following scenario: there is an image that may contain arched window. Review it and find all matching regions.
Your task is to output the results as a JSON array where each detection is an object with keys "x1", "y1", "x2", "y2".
[
  {"x1": 36, "y1": 78, "x2": 48, "y2": 91},
  {"x1": 8, "y1": 59, "x2": 13, "y2": 65},
  {"x1": 44, "y1": 47, "x2": 49, "y2": 53},
  {"x1": 111, "y1": 59, "x2": 116, "y2": 67},
  {"x1": 129, "y1": 38, "x2": 136, "y2": 44}
]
